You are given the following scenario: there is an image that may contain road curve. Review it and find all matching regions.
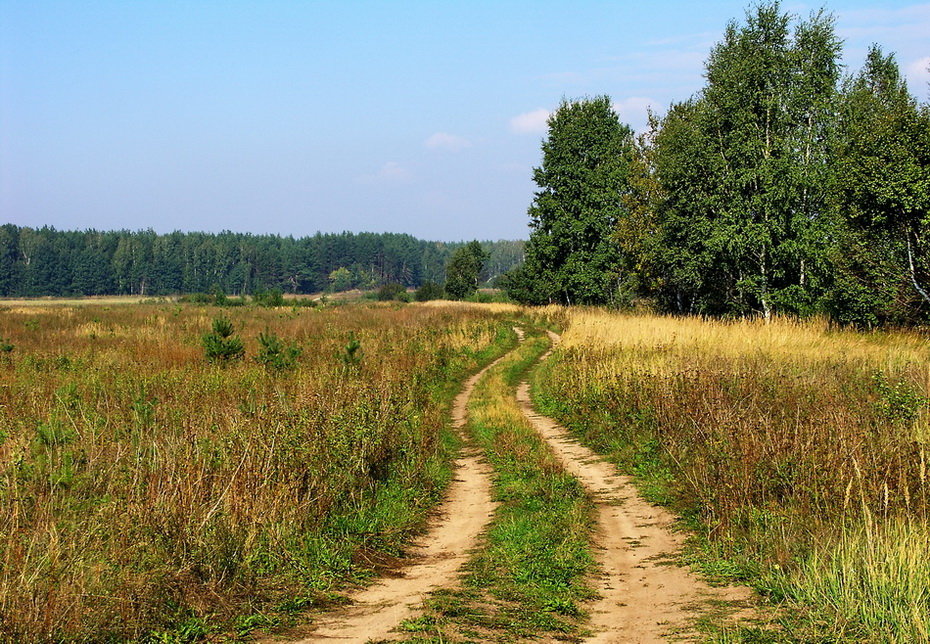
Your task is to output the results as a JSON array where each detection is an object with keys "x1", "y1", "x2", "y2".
[{"x1": 516, "y1": 330, "x2": 754, "y2": 643}]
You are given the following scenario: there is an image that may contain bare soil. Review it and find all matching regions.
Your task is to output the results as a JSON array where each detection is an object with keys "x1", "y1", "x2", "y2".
[
  {"x1": 514, "y1": 330, "x2": 755, "y2": 643},
  {"x1": 265, "y1": 351, "x2": 506, "y2": 642}
]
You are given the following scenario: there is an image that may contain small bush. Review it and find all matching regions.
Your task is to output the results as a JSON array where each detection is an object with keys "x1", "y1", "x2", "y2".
[
  {"x1": 341, "y1": 332, "x2": 362, "y2": 366},
  {"x1": 415, "y1": 281, "x2": 444, "y2": 302},
  {"x1": 377, "y1": 283, "x2": 408, "y2": 301},
  {"x1": 203, "y1": 317, "x2": 245, "y2": 363},
  {"x1": 253, "y1": 289, "x2": 285, "y2": 308},
  {"x1": 256, "y1": 330, "x2": 301, "y2": 371}
]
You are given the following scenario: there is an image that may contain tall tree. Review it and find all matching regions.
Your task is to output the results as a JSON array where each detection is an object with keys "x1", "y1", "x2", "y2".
[
  {"x1": 508, "y1": 96, "x2": 634, "y2": 305},
  {"x1": 642, "y1": 2, "x2": 841, "y2": 316},
  {"x1": 445, "y1": 241, "x2": 489, "y2": 300},
  {"x1": 827, "y1": 46, "x2": 930, "y2": 326}
]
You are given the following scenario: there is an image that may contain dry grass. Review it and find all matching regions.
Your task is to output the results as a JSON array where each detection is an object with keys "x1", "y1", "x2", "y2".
[
  {"x1": 537, "y1": 308, "x2": 930, "y2": 639},
  {"x1": 0, "y1": 301, "x2": 509, "y2": 641}
]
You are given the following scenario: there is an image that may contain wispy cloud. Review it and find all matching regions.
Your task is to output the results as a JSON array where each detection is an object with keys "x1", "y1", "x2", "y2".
[
  {"x1": 509, "y1": 108, "x2": 550, "y2": 134},
  {"x1": 612, "y1": 97, "x2": 660, "y2": 132},
  {"x1": 424, "y1": 132, "x2": 472, "y2": 152},
  {"x1": 906, "y1": 56, "x2": 930, "y2": 94}
]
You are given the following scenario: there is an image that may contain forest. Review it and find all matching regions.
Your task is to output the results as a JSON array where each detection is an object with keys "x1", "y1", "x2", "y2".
[
  {"x1": 0, "y1": 225, "x2": 524, "y2": 298},
  {"x1": 506, "y1": 3, "x2": 930, "y2": 328}
]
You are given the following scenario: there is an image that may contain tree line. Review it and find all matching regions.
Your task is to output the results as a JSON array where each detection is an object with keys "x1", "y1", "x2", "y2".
[
  {"x1": 506, "y1": 2, "x2": 930, "y2": 327},
  {"x1": 0, "y1": 225, "x2": 524, "y2": 297}
]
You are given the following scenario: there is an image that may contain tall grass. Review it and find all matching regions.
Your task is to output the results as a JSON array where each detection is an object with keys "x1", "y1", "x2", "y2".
[
  {"x1": 0, "y1": 302, "x2": 510, "y2": 641},
  {"x1": 535, "y1": 309, "x2": 930, "y2": 639}
]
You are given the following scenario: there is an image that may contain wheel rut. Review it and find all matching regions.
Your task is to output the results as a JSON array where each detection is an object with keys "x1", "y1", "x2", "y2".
[
  {"x1": 515, "y1": 330, "x2": 754, "y2": 643},
  {"x1": 268, "y1": 346, "x2": 511, "y2": 642}
]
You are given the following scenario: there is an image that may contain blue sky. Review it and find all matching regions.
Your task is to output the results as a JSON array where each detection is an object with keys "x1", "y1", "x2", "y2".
[{"x1": 2, "y1": 1, "x2": 928, "y2": 241}]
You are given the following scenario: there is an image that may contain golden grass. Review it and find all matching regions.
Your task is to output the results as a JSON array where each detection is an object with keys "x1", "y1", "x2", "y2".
[{"x1": 536, "y1": 307, "x2": 930, "y2": 639}]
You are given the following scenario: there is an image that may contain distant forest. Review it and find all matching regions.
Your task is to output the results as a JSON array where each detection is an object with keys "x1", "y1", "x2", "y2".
[{"x1": 0, "y1": 225, "x2": 524, "y2": 297}]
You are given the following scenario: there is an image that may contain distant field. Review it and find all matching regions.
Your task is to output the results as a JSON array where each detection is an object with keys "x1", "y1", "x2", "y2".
[{"x1": 0, "y1": 295, "x2": 161, "y2": 307}]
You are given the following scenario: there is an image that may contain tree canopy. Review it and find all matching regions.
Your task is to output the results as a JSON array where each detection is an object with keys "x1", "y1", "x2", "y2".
[
  {"x1": 506, "y1": 1, "x2": 930, "y2": 327},
  {"x1": 507, "y1": 96, "x2": 634, "y2": 305}
]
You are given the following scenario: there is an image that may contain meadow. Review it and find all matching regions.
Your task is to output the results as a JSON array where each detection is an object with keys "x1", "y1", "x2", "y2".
[
  {"x1": 535, "y1": 308, "x2": 930, "y2": 641},
  {"x1": 0, "y1": 300, "x2": 513, "y2": 641},
  {"x1": 3, "y1": 299, "x2": 930, "y2": 642}
]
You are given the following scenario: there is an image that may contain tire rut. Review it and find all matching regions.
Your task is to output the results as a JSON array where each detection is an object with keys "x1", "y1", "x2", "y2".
[
  {"x1": 516, "y1": 330, "x2": 754, "y2": 643},
  {"x1": 267, "y1": 344, "x2": 511, "y2": 643}
]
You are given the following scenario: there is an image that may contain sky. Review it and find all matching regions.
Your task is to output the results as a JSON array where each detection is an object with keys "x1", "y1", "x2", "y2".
[{"x1": 1, "y1": 1, "x2": 928, "y2": 242}]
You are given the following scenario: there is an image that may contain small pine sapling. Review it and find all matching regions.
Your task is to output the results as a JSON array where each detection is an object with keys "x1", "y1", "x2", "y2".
[
  {"x1": 203, "y1": 316, "x2": 245, "y2": 363},
  {"x1": 256, "y1": 329, "x2": 301, "y2": 371}
]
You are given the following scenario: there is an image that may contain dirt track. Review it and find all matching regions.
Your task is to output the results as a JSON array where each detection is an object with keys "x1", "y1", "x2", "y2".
[
  {"x1": 515, "y1": 330, "x2": 753, "y2": 643},
  {"x1": 268, "y1": 350, "x2": 507, "y2": 642},
  {"x1": 270, "y1": 328, "x2": 754, "y2": 642}
]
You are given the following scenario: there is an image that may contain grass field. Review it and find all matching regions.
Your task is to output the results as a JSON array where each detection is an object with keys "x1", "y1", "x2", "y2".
[
  {"x1": 535, "y1": 308, "x2": 930, "y2": 641},
  {"x1": 0, "y1": 301, "x2": 514, "y2": 641},
  {"x1": 3, "y1": 299, "x2": 930, "y2": 642}
]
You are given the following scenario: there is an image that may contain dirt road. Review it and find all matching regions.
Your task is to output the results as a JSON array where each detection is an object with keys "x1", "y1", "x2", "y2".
[
  {"x1": 270, "y1": 350, "x2": 508, "y2": 642},
  {"x1": 515, "y1": 330, "x2": 753, "y2": 643}
]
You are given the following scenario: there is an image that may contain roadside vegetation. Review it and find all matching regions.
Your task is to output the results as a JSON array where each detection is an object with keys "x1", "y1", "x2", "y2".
[
  {"x1": 401, "y1": 326, "x2": 595, "y2": 643},
  {"x1": 535, "y1": 307, "x2": 930, "y2": 641},
  {"x1": 0, "y1": 301, "x2": 514, "y2": 641}
]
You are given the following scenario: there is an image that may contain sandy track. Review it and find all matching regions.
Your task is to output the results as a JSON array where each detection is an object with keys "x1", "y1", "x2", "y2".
[
  {"x1": 267, "y1": 348, "x2": 508, "y2": 643},
  {"x1": 516, "y1": 330, "x2": 753, "y2": 643}
]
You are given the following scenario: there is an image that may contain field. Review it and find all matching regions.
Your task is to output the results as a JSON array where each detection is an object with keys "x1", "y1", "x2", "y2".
[
  {"x1": 537, "y1": 309, "x2": 930, "y2": 641},
  {"x1": 0, "y1": 301, "x2": 513, "y2": 640},
  {"x1": 1, "y1": 300, "x2": 929, "y2": 642}
]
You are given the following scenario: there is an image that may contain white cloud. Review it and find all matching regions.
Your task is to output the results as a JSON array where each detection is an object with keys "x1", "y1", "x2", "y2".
[
  {"x1": 612, "y1": 97, "x2": 659, "y2": 130},
  {"x1": 424, "y1": 132, "x2": 472, "y2": 151},
  {"x1": 509, "y1": 108, "x2": 550, "y2": 134},
  {"x1": 357, "y1": 161, "x2": 412, "y2": 185},
  {"x1": 906, "y1": 56, "x2": 930, "y2": 94}
]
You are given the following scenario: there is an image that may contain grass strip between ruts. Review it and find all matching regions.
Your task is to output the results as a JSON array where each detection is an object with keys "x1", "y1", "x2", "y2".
[{"x1": 397, "y1": 325, "x2": 597, "y2": 643}]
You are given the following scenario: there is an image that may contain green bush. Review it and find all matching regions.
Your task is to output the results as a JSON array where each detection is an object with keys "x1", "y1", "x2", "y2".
[
  {"x1": 377, "y1": 283, "x2": 408, "y2": 301},
  {"x1": 203, "y1": 317, "x2": 245, "y2": 363},
  {"x1": 256, "y1": 330, "x2": 301, "y2": 371},
  {"x1": 253, "y1": 289, "x2": 285, "y2": 307},
  {"x1": 414, "y1": 281, "x2": 444, "y2": 302}
]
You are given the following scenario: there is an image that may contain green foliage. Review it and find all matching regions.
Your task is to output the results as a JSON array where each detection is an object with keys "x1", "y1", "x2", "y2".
[
  {"x1": 328, "y1": 267, "x2": 354, "y2": 293},
  {"x1": 826, "y1": 46, "x2": 930, "y2": 326},
  {"x1": 0, "y1": 337, "x2": 14, "y2": 353},
  {"x1": 639, "y1": 3, "x2": 842, "y2": 317},
  {"x1": 340, "y1": 332, "x2": 362, "y2": 365},
  {"x1": 509, "y1": 96, "x2": 634, "y2": 305},
  {"x1": 0, "y1": 226, "x2": 525, "y2": 298},
  {"x1": 414, "y1": 281, "x2": 444, "y2": 301},
  {"x1": 202, "y1": 316, "x2": 245, "y2": 363},
  {"x1": 253, "y1": 288, "x2": 285, "y2": 307},
  {"x1": 255, "y1": 330, "x2": 301, "y2": 371},
  {"x1": 444, "y1": 241, "x2": 489, "y2": 300},
  {"x1": 377, "y1": 282, "x2": 408, "y2": 301},
  {"x1": 872, "y1": 372, "x2": 928, "y2": 425}
]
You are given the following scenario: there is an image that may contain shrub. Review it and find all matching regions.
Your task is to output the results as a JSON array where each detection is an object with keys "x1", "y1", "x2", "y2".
[
  {"x1": 256, "y1": 330, "x2": 301, "y2": 371},
  {"x1": 253, "y1": 289, "x2": 285, "y2": 307},
  {"x1": 202, "y1": 317, "x2": 245, "y2": 363},
  {"x1": 377, "y1": 283, "x2": 408, "y2": 301},
  {"x1": 415, "y1": 281, "x2": 444, "y2": 302}
]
